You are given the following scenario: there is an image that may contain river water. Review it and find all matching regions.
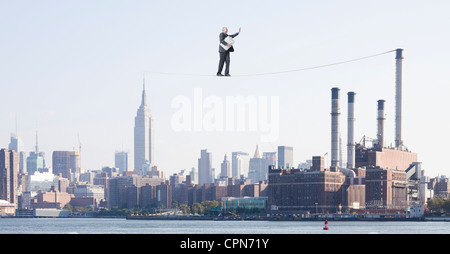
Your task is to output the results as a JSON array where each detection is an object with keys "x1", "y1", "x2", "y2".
[{"x1": 0, "y1": 218, "x2": 448, "y2": 234}]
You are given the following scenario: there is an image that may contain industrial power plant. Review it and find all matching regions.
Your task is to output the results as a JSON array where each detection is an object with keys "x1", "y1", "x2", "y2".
[{"x1": 268, "y1": 49, "x2": 424, "y2": 218}]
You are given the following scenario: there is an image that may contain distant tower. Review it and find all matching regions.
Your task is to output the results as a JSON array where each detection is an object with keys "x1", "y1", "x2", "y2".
[
  {"x1": 134, "y1": 76, "x2": 154, "y2": 172},
  {"x1": 249, "y1": 144, "x2": 267, "y2": 183},
  {"x1": 8, "y1": 134, "x2": 26, "y2": 174},
  {"x1": 198, "y1": 149, "x2": 212, "y2": 185},
  {"x1": 278, "y1": 146, "x2": 293, "y2": 169},
  {"x1": 115, "y1": 151, "x2": 129, "y2": 174},
  {"x1": 26, "y1": 130, "x2": 46, "y2": 175},
  {"x1": 53, "y1": 151, "x2": 79, "y2": 181},
  {"x1": 231, "y1": 151, "x2": 250, "y2": 178},
  {"x1": 220, "y1": 154, "x2": 231, "y2": 178}
]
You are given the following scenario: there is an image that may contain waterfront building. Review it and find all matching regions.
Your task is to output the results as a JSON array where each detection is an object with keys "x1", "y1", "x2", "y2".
[
  {"x1": 221, "y1": 196, "x2": 268, "y2": 214},
  {"x1": 107, "y1": 175, "x2": 164, "y2": 209},
  {"x1": 156, "y1": 183, "x2": 172, "y2": 209},
  {"x1": 0, "y1": 199, "x2": 15, "y2": 216},
  {"x1": 268, "y1": 164, "x2": 346, "y2": 215},
  {"x1": 365, "y1": 167, "x2": 407, "y2": 210}
]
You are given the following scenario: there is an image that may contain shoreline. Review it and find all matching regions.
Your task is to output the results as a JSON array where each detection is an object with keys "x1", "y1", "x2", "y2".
[
  {"x1": 3, "y1": 214, "x2": 450, "y2": 222},
  {"x1": 125, "y1": 215, "x2": 449, "y2": 222}
]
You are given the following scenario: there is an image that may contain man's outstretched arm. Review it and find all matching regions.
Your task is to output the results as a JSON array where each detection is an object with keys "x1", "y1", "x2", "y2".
[{"x1": 230, "y1": 27, "x2": 241, "y2": 38}]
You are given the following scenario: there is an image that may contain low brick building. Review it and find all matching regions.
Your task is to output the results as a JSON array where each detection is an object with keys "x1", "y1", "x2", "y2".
[{"x1": 268, "y1": 166, "x2": 346, "y2": 215}]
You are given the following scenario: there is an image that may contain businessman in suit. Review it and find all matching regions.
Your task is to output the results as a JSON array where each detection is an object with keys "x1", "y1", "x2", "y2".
[{"x1": 217, "y1": 27, "x2": 241, "y2": 76}]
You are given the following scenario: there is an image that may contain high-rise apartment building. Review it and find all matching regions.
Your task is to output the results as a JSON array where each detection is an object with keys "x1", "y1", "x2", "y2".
[
  {"x1": 134, "y1": 79, "x2": 154, "y2": 172},
  {"x1": 0, "y1": 149, "x2": 18, "y2": 207}
]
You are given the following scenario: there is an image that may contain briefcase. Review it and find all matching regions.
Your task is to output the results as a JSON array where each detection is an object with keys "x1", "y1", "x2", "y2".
[{"x1": 220, "y1": 36, "x2": 234, "y2": 51}]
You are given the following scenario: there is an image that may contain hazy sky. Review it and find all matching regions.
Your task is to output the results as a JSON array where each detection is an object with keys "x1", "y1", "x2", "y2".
[{"x1": 1, "y1": 1, "x2": 449, "y2": 178}]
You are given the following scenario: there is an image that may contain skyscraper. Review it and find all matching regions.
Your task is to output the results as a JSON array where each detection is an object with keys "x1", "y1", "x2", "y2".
[
  {"x1": 52, "y1": 151, "x2": 70, "y2": 179},
  {"x1": 231, "y1": 151, "x2": 250, "y2": 178},
  {"x1": 70, "y1": 151, "x2": 81, "y2": 177},
  {"x1": 262, "y1": 152, "x2": 277, "y2": 168},
  {"x1": 115, "y1": 151, "x2": 129, "y2": 174},
  {"x1": 220, "y1": 154, "x2": 231, "y2": 178},
  {"x1": 26, "y1": 130, "x2": 46, "y2": 175},
  {"x1": 198, "y1": 149, "x2": 212, "y2": 185},
  {"x1": 8, "y1": 134, "x2": 26, "y2": 174},
  {"x1": 27, "y1": 152, "x2": 45, "y2": 175},
  {"x1": 134, "y1": 78, "x2": 154, "y2": 172},
  {"x1": 278, "y1": 146, "x2": 293, "y2": 169},
  {"x1": 52, "y1": 151, "x2": 79, "y2": 181},
  {"x1": 249, "y1": 145, "x2": 267, "y2": 183},
  {"x1": 0, "y1": 149, "x2": 18, "y2": 206}
]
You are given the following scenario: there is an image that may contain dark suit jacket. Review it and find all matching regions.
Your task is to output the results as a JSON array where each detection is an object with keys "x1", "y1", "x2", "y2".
[{"x1": 219, "y1": 32, "x2": 239, "y2": 53}]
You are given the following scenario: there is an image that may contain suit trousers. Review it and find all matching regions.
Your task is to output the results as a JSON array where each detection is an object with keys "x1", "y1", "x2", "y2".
[{"x1": 217, "y1": 51, "x2": 230, "y2": 75}]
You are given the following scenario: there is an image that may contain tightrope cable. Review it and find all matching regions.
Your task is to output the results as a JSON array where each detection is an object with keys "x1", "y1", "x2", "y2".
[{"x1": 150, "y1": 49, "x2": 396, "y2": 77}]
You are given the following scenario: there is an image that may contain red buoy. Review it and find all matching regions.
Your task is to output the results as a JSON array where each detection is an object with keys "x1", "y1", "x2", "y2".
[{"x1": 323, "y1": 220, "x2": 329, "y2": 230}]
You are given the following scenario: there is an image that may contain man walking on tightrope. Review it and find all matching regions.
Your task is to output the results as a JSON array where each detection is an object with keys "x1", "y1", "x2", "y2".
[{"x1": 217, "y1": 27, "x2": 241, "y2": 76}]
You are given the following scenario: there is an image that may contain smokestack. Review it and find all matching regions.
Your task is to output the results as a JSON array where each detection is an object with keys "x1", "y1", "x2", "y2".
[
  {"x1": 395, "y1": 48, "x2": 403, "y2": 148},
  {"x1": 377, "y1": 100, "x2": 386, "y2": 149},
  {"x1": 339, "y1": 134, "x2": 343, "y2": 167},
  {"x1": 347, "y1": 92, "x2": 355, "y2": 169},
  {"x1": 331, "y1": 87, "x2": 340, "y2": 167}
]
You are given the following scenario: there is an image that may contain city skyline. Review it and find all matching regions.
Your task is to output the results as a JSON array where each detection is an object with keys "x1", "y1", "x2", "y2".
[{"x1": 1, "y1": 1, "x2": 450, "y2": 178}]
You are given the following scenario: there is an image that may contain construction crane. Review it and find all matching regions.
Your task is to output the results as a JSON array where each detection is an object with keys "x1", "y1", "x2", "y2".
[{"x1": 228, "y1": 211, "x2": 244, "y2": 221}]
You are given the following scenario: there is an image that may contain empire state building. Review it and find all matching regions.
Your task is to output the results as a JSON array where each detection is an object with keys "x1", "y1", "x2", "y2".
[{"x1": 134, "y1": 78, "x2": 154, "y2": 172}]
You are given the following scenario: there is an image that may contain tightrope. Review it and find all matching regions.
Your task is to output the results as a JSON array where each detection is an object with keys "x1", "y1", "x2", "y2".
[{"x1": 150, "y1": 49, "x2": 396, "y2": 77}]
